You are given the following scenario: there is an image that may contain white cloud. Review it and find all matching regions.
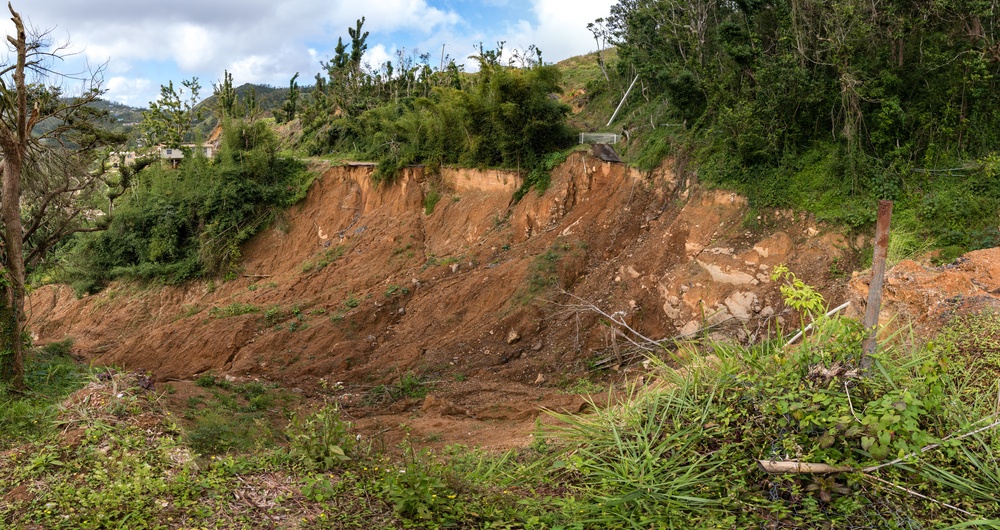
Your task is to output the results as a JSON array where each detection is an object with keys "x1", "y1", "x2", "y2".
[
  {"x1": 364, "y1": 44, "x2": 394, "y2": 73},
  {"x1": 330, "y1": 0, "x2": 462, "y2": 34},
  {"x1": 520, "y1": 0, "x2": 612, "y2": 62},
  {"x1": 5, "y1": 0, "x2": 610, "y2": 106},
  {"x1": 408, "y1": 0, "x2": 613, "y2": 72},
  {"x1": 171, "y1": 24, "x2": 215, "y2": 70},
  {"x1": 228, "y1": 55, "x2": 273, "y2": 84},
  {"x1": 104, "y1": 76, "x2": 153, "y2": 106}
]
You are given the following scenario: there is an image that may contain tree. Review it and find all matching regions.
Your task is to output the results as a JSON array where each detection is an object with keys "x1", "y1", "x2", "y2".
[
  {"x1": 319, "y1": 17, "x2": 372, "y2": 117},
  {"x1": 213, "y1": 70, "x2": 238, "y2": 120},
  {"x1": 274, "y1": 73, "x2": 300, "y2": 123},
  {"x1": 141, "y1": 77, "x2": 202, "y2": 148},
  {"x1": 0, "y1": 3, "x2": 123, "y2": 390}
]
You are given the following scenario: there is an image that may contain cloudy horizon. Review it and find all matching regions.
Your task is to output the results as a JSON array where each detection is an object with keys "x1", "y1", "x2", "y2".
[{"x1": 10, "y1": 0, "x2": 615, "y2": 108}]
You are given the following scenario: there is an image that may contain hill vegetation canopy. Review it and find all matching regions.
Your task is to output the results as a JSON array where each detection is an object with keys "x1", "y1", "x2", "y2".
[{"x1": 591, "y1": 0, "x2": 1000, "y2": 261}]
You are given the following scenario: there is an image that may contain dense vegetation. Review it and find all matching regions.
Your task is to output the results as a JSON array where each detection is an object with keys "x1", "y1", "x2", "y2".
[
  {"x1": 4, "y1": 284, "x2": 1000, "y2": 527},
  {"x1": 6, "y1": 5, "x2": 1000, "y2": 528},
  {"x1": 54, "y1": 118, "x2": 311, "y2": 294},
  {"x1": 294, "y1": 22, "x2": 575, "y2": 183},
  {"x1": 593, "y1": 0, "x2": 1000, "y2": 260}
]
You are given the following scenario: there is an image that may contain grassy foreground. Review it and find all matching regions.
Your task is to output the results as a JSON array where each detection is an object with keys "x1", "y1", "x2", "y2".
[{"x1": 3, "y1": 282, "x2": 1000, "y2": 528}]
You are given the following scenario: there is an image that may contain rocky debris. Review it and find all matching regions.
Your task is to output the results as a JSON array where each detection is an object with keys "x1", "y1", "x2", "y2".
[
  {"x1": 848, "y1": 247, "x2": 1000, "y2": 334},
  {"x1": 506, "y1": 330, "x2": 521, "y2": 345},
  {"x1": 680, "y1": 321, "x2": 701, "y2": 337},
  {"x1": 724, "y1": 292, "x2": 760, "y2": 322},
  {"x1": 754, "y1": 232, "x2": 793, "y2": 260}
]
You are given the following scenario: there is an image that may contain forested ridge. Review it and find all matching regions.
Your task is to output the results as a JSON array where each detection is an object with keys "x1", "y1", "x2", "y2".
[{"x1": 589, "y1": 0, "x2": 1000, "y2": 260}]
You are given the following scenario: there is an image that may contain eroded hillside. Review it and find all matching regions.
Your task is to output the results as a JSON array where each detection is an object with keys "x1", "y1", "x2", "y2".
[{"x1": 29, "y1": 151, "x2": 861, "y2": 446}]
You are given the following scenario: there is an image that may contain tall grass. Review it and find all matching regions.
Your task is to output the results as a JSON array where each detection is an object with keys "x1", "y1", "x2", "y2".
[
  {"x1": 0, "y1": 340, "x2": 86, "y2": 447},
  {"x1": 542, "y1": 281, "x2": 1000, "y2": 527}
]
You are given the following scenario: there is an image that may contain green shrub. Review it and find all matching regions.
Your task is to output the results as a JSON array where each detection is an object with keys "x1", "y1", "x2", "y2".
[
  {"x1": 285, "y1": 403, "x2": 354, "y2": 471},
  {"x1": 396, "y1": 372, "x2": 428, "y2": 399},
  {"x1": 55, "y1": 118, "x2": 312, "y2": 293},
  {"x1": 185, "y1": 411, "x2": 243, "y2": 455},
  {"x1": 381, "y1": 446, "x2": 455, "y2": 523}
]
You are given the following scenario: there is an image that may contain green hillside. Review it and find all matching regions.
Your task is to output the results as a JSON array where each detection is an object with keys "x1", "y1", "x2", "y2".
[{"x1": 584, "y1": 0, "x2": 1000, "y2": 262}]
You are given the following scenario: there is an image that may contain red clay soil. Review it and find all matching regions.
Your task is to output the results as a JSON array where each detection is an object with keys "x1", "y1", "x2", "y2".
[
  {"x1": 31, "y1": 149, "x2": 993, "y2": 449},
  {"x1": 847, "y1": 247, "x2": 1000, "y2": 335}
]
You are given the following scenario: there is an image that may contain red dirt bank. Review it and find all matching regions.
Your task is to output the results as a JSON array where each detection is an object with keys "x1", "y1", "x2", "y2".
[{"x1": 30, "y1": 152, "x2": 995, "y2": 448}]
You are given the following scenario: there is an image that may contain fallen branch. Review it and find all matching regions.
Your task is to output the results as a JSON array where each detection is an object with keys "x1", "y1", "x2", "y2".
[
  {"x1": 588, "y1": 314, "x2": 735, "y2": 369},
  {"x1": 758, "y1": 416, "x2": 1000, "y2": 478},
  {"x1": 784, "y1": 301, "x2": 850, "y2": 347},
  {"x1": 557, "y1": 290, "x2": 661, "y2": 349},
  {"x1": 756, "y1": 460, "x2": 854, "y2": 474},
  {"x1": 553, "y1": 290, "x2": 739, "y2": 369}
]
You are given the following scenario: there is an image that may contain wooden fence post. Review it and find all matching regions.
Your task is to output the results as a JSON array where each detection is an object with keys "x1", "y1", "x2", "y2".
[{"x1": 860, "y1": 200, "x2": 893, "y2": 369}]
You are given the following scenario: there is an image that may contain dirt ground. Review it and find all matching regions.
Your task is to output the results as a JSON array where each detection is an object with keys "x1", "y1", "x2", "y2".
[{"x1": 27, "y1": 151, "x2": 1000, "y2": 450}]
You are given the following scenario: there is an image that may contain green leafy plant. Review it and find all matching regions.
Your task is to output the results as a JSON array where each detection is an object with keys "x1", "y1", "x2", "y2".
[
  {"x1": 286, "y1": 403, "x2": 354, "y2": 471},
  {"x1": 342, "y1": 294, "x2": 361, "y2": 310},
  {"x1": 380, "y1": 445, "x2": 454, "y2": 522}
]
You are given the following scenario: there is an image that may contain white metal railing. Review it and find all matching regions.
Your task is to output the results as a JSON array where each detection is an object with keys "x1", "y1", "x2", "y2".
[{"x1": 579, "y1": 132, "x2": 620, "y2": 144}]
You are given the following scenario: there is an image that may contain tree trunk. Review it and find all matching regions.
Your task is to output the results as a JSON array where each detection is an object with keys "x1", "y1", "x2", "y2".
[
  {"x1": 0, "y1": 157, "x2": 26, "y2": 391},
  {"x1": 0, "y1": 5, "x2": 29, "y2": 391}
]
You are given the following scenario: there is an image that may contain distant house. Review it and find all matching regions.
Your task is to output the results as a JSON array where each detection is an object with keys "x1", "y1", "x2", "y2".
[
  {"x1": 158, "y1": 144, "x2": 215, "y2": 168},
  {"x1": 159, "y1": 147, "x2": 183, "y2": 160}
]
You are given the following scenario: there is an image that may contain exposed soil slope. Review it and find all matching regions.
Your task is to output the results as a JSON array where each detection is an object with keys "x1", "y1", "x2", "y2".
[
  {"x1": 848, "y1": 247, "x2": 1000, "y2": 334},
  {"x1": 30, "y1": 151, "x2": 864, "y2": 447}
]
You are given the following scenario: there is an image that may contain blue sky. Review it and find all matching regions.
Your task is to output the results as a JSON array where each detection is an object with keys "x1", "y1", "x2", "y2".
[{"x1": 12, "y1": 0, "x2": 615, "y2": 108}]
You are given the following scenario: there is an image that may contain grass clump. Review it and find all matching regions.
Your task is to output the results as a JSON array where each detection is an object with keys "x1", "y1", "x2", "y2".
[
  {"x1": 365, "y1": 372, "x2": 430, "y2": 406},
  {"x1": 208, "y1": 302, "x2": 259, "y2": 318},
  {"x1": 301, "y1": 244, "x2": 347, "y2": 273},
  {"x1": 423, "y1": 187, "x2": 441, "y2": 215}
]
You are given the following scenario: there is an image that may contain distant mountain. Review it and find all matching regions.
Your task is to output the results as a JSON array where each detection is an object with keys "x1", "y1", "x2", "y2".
[
  {"x1": 89, "y1": 99, "x2": 145, "y2": 126},
  {"x1": 196, "y1": 83, "x2": 312, "y2": 115}
]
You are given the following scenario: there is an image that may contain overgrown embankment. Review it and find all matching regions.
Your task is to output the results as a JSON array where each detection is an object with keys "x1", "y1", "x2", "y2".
[{"x1": 581, "y1": 1, "x2": 1000, "y2": 263}]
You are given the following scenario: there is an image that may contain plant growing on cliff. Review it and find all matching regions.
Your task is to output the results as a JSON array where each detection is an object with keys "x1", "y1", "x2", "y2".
[{"x1": 57, "y1": 116, "x2": 312, "y2": 293}]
